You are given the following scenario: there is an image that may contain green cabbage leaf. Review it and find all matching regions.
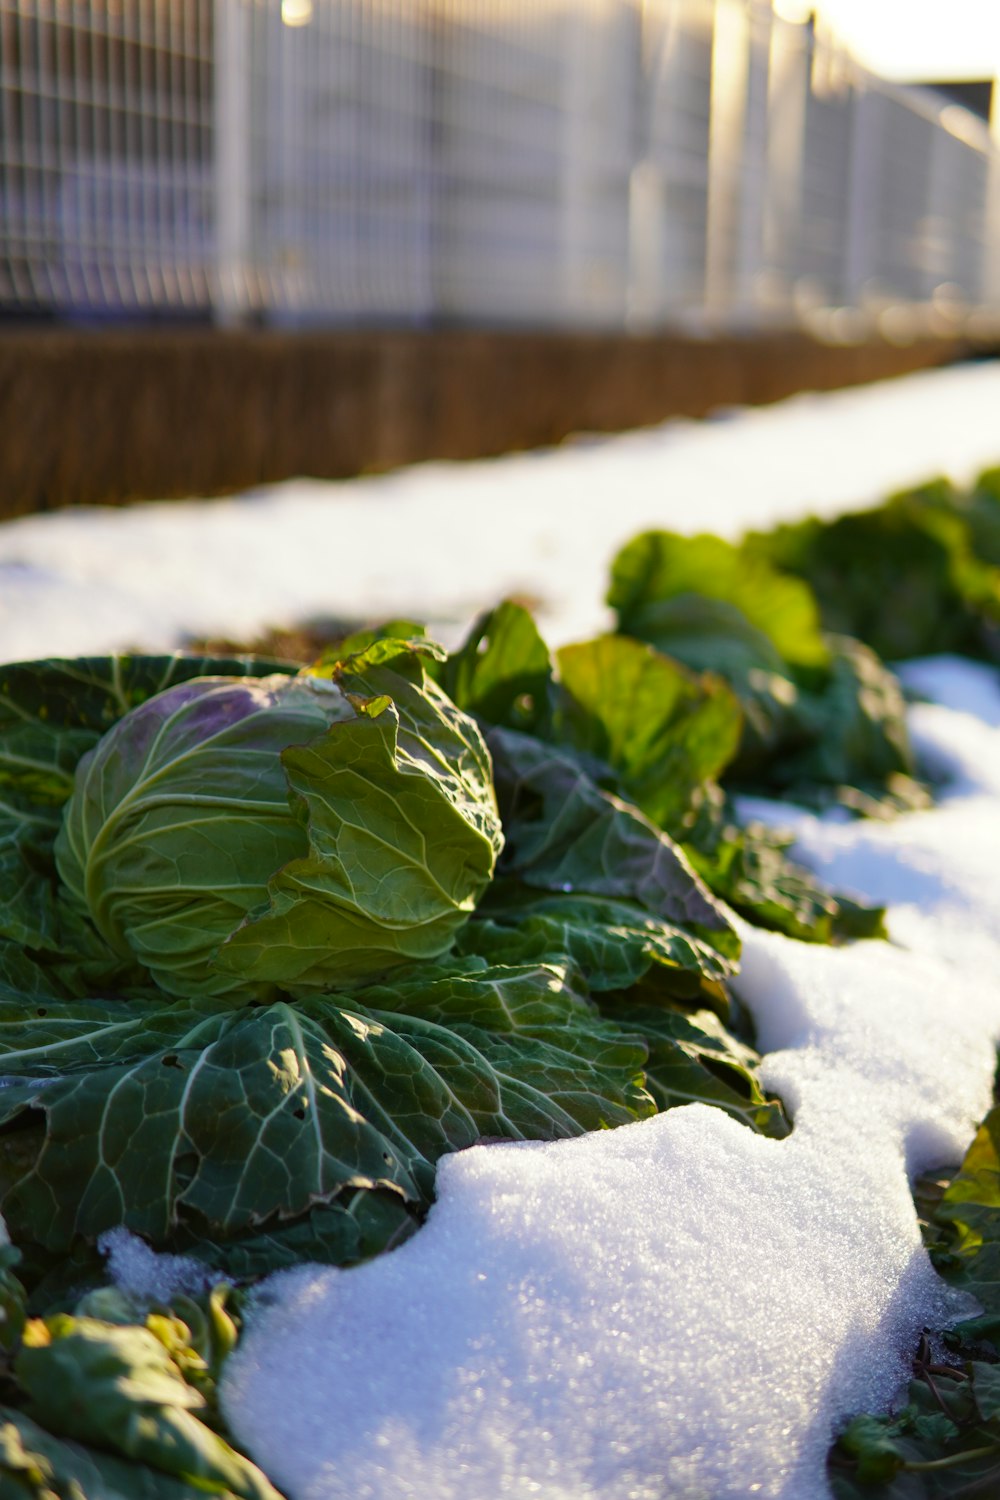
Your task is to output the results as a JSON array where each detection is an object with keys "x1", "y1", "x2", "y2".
[{"x1": 0, "y1": 959, "x2": 650, "y2": 1256}]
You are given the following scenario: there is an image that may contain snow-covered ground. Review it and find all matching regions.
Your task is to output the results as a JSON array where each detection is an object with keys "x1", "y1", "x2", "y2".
[
  {"x1": 7, "y1": 358, "x2": 1000, "y2": 1499},
  {"x1": 4, "y1": 357, "x2": 1000, "y2": 660}
]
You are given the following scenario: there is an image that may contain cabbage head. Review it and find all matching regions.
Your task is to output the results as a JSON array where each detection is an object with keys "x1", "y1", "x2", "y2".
[{"x1": 54, "y1": 642, "x2": 504, "y2": 999}]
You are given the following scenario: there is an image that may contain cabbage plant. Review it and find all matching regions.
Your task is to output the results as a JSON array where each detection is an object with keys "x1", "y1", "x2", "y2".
[{"x1": 55, "y1": 642, "x2": 504, "y2": 999}]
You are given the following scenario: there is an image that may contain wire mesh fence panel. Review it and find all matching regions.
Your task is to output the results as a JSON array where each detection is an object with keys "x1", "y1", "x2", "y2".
[
  {"x1": 796, "y1": 41, "x2": 854, "y2": 309},
  {"x1": 922, "y1": 108, "x2": 991, "y2": 307},
  {"x1": 629, "y1": 0, "x2": 714, "y2": 327},
  {"x1": 432, "y1": 0, "x2": 638, "y2": 328},
  {"x1": 243, "y1": 0, "x2": 435, "y2": 322},
  {"x1": 0, "y1": 1, "x2": 213, "y2": 315},
  {"x1": 1, "y1": 0, "x2": 998, "y2": 332}
]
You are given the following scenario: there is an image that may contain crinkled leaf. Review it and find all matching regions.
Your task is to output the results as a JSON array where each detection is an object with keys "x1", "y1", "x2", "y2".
[
  {"x1": 355, "y1": 957, "x2": 653, "y2": 1136},
  {"x1": 459, "y1": 887, "x2": 735, "y2": 993},
  {"x1": 0, "y1": 964, "x2": 648, "y2": 1255},
  {"x1": 218, "y1": 646, "x2": 503, "y2": 989},
  {"x1": 318, "y1": 619, "x2": 430, "y2": 664},
  {"x1": 487, "y1": 726, "x2": 737, "y2": 957},
  {"x1": 177, "y1": 1188, "x2": 419, "y2": 1280},
  {"x1": 15, "y1": 1316, "x2": 281, "y2": 1500},
  {"x1": 599, "y1": 1001, "x2": 790, "y2": 1138},
  {"x1": 321, "y1": 633, "x2": 446, "y2": 671},
  {"x1": 0, "y1": 1000, "x2": 419, "y2": 1250},
  {"x1": 687, "y1": 819, "x2": 887, "y2": 944}
]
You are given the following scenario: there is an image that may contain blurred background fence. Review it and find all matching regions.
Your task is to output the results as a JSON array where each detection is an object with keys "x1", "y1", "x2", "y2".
[{"x1": 2, "y1": 0, "x2": 999, "y2": 339}]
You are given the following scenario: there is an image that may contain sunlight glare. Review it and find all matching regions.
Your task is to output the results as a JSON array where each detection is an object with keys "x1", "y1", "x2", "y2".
[{"x1": 281, "y1": 0, "x2": 314, "y2": 27}]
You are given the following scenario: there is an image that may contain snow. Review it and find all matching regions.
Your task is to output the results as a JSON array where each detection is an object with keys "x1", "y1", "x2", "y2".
[
  {"x1": 98, "y1": 1226, "x2": 213, "y2": 1305},
  {"x1": 6, "y1": 358, "x2": 1000, "y2": 1498},
  {"x1": 4, "y1": 357, "x2": 1000, "y2": 662}
]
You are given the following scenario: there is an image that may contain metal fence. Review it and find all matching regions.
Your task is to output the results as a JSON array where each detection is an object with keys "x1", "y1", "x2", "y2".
[{"x1": 2, "y1": 0, "x2": 999, "y2": 336}]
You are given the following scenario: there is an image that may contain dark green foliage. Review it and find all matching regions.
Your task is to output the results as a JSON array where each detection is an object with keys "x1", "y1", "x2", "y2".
[
  {"x1": 830, "y1": 1356, "x2": 1000, "y2": 1498},
  {"x1": 927, "y1": 1107, "x2": 1000, "y2": 1347},
  {"x1": 605, "y1": 529, "x2": 924, "y2": 815},
  {"x1": 687, "y1": 816, "x2": 888, "y2": 944},
  {"x1": 746, "y1": 480, "x2": 1000, "y2": 664},
  {"x1": 0, "y1": 963, "x2": 653, "y2": 1255},
  {"x1": 0, "y1": 1283, "x2": 282, "y2": 1500},
  {"x1": 829, "y1": 1106, "x2": 1000, "y2": 1496},
  {"x1": 446, "y1": 600, "x2": 884, "y2": 944}
]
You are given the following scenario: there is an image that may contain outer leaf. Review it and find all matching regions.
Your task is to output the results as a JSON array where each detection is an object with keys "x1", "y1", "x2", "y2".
[
  {"x1": 15, "y1": 1317, "x2": 281, "y2": 1500},
  {"x1": 176, "y1": 1188, "x2": 419, "y2": 1280},
  {"x1": 836, "y1": 1413, "x2": 911, "y2": 1486},
  {"x1": 606, "y1": 540, "x2": 819, "y2": 770},
  {"x1": 755, "y1": 636, "x2": 926, "y2": 816},
  {"x1": 829, "y1": 1365, "x2": 1000, "y2": 1498},
  {"x1": 686, "y1": 819, "x2": 887, "y2": 945},
  {"x1": 357, "y1": 958, "x2": 653, "y2": 1137},
  {"x1": 487, "y1": 726, "x2": 737, "y2": 955},
  {"x1": 932, "y1": 1106, "x2": 1000, "y2": 1335},
  {"x1": 0, "y1": 1245, "x2": 27, "y2": 1355},
  {"x1": 0, "y1": 965, "x2": 649, "y2": 1256},
  {"x1": 605, "y1": 530, "x2": 929, "y2": 816},
  {"x1": 601, "y1": 1002, "x2": 790, "y2": 1138},
  {"x1": 0, "y1": 944, "x2": 66, "y2": 1003},
  {"x1": 966, "y1": 467, "x2": 1000, "y2": 567},
  {"x1": 748, "y1": 486, "x2": 1000, "y2": 662},
  {"x1": 459, "y1": 888, "x2": 735, "y2": 992},
  {"x1": 607, "y1": 530, "x2": 829, "y2": 670},
  {"x1": 552, "y1": 634, "x2": 742, "y2": 834},
  {"x1": 0, "y1": 1001, "x2": 420, "y2": 1250},
  {"x1": 0, "y1": 1407, "x2": 209, "y2": 1500},
  {"x1": 0, "y1": 992, "x2": 212, "y2": 1079},
  {"x1": 437, "y1": 601, "x2": 555, "y2": 738}
]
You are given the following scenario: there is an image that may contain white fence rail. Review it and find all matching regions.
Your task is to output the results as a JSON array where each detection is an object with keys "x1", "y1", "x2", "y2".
[{"x1": 2, "y1": 0, "x2": 999, "y2": 336}]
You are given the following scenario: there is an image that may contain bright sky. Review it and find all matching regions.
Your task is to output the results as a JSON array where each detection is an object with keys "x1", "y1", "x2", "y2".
[{"x1": 775, "y1": 0, "x2": 1000, "y2": 82}]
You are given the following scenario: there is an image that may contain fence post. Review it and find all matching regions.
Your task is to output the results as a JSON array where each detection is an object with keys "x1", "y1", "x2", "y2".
[
  {"x1": 985, "y1": 100, "x2": 1000, "y2": 314},
  {"x1": 762, "y1": 12, "x2": 808, "y2": 314},
  {"x1": 842, "y1": 74, "x2": 879, "y2": 311},
  {"x1": 705, "y1": 0, "x2": 745, "y2": 322},
  {"x1": 214, "y1": 0, "x2": 252, "y2": 324}
]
